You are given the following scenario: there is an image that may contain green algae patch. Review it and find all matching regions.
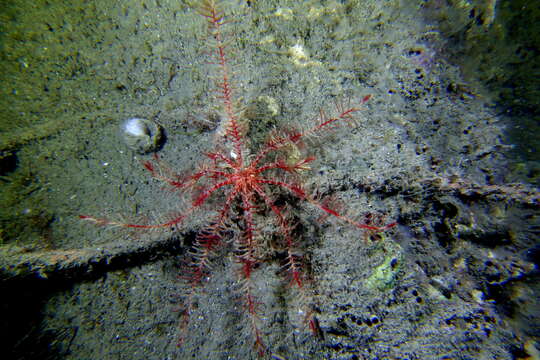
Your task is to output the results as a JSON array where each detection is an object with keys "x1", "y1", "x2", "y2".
[{"x1": 365, "y1": 240, "x2": 403, "y2": 292}]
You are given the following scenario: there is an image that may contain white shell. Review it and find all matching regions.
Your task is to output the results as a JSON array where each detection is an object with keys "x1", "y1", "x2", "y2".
[
  {"x1": 123, "y1": 118, "x2": 148, "y2": 137},
  {"x1": 121, "y1": 118, "x2": 163, "y2": 153}
]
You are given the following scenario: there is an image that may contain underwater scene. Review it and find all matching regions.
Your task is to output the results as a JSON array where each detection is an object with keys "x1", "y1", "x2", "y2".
[{"x1": 0, "y1": 0, "x2": 538, "y2": 359}]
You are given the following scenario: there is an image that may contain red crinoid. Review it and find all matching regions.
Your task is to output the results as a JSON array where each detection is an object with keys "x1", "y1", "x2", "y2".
[{"x1": 80, "y1": 0, "x2": 395, "y2": 356}]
